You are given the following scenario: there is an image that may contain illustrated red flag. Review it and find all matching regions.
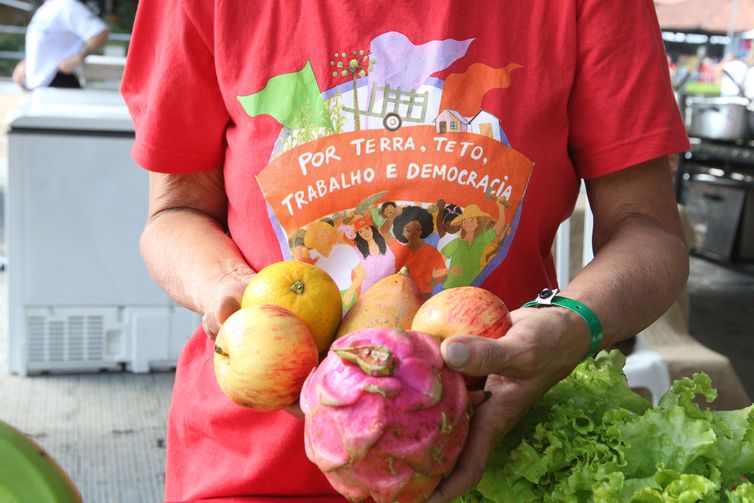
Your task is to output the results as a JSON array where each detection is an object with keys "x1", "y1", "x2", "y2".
[{"x1": 439, "y1": 63, "x2": 522, "y2": 117}]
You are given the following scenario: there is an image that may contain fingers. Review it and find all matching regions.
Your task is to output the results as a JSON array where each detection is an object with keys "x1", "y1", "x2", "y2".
[
  {"x1": 428, "y1": 379, "x2": 539, "y2": 503},
  {"x1": 441, "y1": 335, "x2": 511, "y2": 377},
  {"x1": 442, "y1": 307, "x2": 585, "y2": 380},
  {"x1": 202, "y1": 295, "x2": 242, "y2": 341},
  {"x1": 426, "y1": 397, "x2": 506, "y2": 503},
  {"x1": 426, "y1": 454, "x2": 484, "y2": 503},
  {"x1": 284, "y1": 401, "x2": 305, "y2": 420},
  {"x1": 202, "y1": 270, "x2": 252, "y2": 341},
  {"x1": 216, "y1": 295, "x2": 242, "y2": 325},
  {"x1": 202, "y1": 312, "x2": 221, "y2": 341},
  {"x1": 467, "y1": 390, "x2": 492, "y2": 406}
]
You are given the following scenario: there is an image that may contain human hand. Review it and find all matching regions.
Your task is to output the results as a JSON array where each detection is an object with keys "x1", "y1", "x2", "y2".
[
  {"x1": 285, "y1": 401, "x2": 305, "y2": 419},
  {"x1": 426, "y1": 306, "x2": 590, "y2": 503},
  {"x1": 201, "y1": 268, "x2": 255, "y2": 341},
  {"x1": 58, "y1": 54, "x2": 84, "y2": 74},
  {"x1": 204, "y1": 267, "x2": 313, "y2": 420},
  {"x1": 12, "y1": 60, "x2": 26, "y2": 90}
]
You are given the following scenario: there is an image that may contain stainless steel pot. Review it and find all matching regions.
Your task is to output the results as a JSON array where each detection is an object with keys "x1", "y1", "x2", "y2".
[{"x1": 685, "y1": 96, "x2": 752, "y2": 142}]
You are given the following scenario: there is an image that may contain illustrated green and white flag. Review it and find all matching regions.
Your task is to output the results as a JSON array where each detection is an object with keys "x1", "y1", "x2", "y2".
[{"x1": 238, "y1": 60, "x2": 333, "y2": 131}]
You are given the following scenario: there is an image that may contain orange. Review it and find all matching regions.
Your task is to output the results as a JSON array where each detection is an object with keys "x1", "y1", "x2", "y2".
[{"x1": 242, "y1": 261, "x2": 342, "y2": 352}]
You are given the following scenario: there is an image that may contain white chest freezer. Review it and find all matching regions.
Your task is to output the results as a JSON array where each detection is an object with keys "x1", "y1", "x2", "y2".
[{"x1": 5, "y1": 88, "x2": 198, "y2": 375}]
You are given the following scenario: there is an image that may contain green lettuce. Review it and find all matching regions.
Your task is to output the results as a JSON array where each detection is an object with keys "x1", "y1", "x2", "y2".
[
  {"x1": 456, "y1": 351, "x2": 754, "y2": 503},
  {"x1": 728, "y1": 482, "x2": 754, "y2": 502}
]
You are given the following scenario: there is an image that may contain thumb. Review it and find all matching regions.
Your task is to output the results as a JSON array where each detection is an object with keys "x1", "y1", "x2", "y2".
[{"x1": 440, "y1": 335, "x2": 510, "y2": 377}]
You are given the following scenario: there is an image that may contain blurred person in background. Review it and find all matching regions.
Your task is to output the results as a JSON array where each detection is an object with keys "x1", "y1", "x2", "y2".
[
  {"x1": 11, "y1": 0, "x2": 109, "y2": 90},
  {"x1": 698, "y1": 57, "x2": 717, "y2": 84},
  {"x1": 720, "y1": 46, "x2": 754, "y2": 98}
]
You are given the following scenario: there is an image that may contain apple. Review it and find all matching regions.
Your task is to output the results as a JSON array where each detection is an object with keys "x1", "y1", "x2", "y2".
[
  {"x1": 411, "y1": 287, "x2": 512, "y2": 342},
  {"x1": 213, "y1": 304, "x2": 318, "y2": 412}
]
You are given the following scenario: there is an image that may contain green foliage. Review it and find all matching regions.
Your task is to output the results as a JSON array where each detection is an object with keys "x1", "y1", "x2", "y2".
[
  {"x1": 456, "y1": 351, "x2": 754, "y2": 503},
  {"x1": 0, "y1": 32, "x2": 23, "y2": 77},
  {"x1": 327, "y1": 94, "x2": 347, "y2": 135},
  {"x1": 110, "y1": 0, "x2": 137, "y2": 34},
  {"x1": 277, "y1": 99, "x2": 342, "y2": 153}
]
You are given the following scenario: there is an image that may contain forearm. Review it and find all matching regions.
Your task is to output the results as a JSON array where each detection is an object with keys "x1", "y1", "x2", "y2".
[
  {"x1": 140, "y1": 208, "x2": 254, "y2": 315},
  {"x1": 12, "y1": 60, "x2": 26, "y2": 90},
  {"x1": 81, "y1": 30, "x2": 109, "y2": 58},
  {"x1": 559, "y1": 214, "x2": 689, "y2": 350}
]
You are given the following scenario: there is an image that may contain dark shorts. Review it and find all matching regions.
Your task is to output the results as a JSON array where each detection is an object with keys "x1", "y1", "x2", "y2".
[{"x1": 48, "y1": 71, "x2": 81, "y2": 89}]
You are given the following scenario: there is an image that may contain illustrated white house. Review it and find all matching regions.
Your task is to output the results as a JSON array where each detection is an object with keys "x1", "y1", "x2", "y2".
[
  {"x1": 434, "y1": 108, "x2": 502, "y2": 142},
  {"x1": 434, "y1": 109, "x2": 468, "y2": 133}
]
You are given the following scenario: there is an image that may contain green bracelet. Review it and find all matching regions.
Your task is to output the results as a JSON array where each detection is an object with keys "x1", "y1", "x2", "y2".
[{"x1": 522, "y1": 289, "x2": 603, "y2": 359}]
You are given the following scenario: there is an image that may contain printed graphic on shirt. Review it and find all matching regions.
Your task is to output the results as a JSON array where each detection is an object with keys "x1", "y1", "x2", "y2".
[{"x1": 239, "y1": 32, "x2": 533, "y2": 307}]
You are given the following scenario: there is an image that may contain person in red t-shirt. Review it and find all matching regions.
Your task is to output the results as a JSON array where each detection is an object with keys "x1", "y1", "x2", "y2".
[{"x1": 122, "y1": 1, "x2": 690, "y2": 501}]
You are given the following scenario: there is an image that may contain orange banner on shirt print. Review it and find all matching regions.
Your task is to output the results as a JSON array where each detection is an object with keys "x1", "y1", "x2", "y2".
[{"x1": 256, "y1": 125, "x2": 534, "y2": 234}]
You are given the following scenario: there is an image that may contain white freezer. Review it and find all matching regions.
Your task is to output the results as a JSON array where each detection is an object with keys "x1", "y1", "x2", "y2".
[{"x1": 6, "y1": 88, "x2": 198, "y2": 375}]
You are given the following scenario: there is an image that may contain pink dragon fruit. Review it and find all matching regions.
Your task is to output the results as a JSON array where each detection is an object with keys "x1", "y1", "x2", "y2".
[{"x1": 300, "y1": 328, "x2": 471, "y2": 503}]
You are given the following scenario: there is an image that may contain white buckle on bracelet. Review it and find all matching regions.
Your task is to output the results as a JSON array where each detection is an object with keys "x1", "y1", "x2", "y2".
[{"x1": 533, "y1": 288, "x2": 559, "y2": 306}]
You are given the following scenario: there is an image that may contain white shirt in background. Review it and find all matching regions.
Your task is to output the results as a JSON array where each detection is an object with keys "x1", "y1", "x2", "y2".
[
  {"x1": 24, "y1": 0, "x2": 107, "y2": 89},
  {"x1": 720, "y1": 58, "x2": 754, "y2": 99}
]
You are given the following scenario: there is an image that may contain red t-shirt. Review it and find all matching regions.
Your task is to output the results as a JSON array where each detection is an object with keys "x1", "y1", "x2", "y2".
[{"x1": 121, "y1": 1, "x2": 689, "y2": 501}]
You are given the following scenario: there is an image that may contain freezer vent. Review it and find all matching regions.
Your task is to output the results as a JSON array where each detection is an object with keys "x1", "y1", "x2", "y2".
[{"x1": 26, "y1": 313, "x2": 107, "y2": 364}]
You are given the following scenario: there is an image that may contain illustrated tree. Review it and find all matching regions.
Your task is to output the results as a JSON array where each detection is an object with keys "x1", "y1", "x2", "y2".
[
  {"x1": 327, "y1": 95, "x2": 347, "y2": 135},
  {"x1": 331, "y1": 49, "x2": 374, "y2": 131}
]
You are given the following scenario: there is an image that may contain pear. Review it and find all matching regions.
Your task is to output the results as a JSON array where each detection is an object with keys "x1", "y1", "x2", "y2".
[{"x1": 336, "y1": 267, "x2": 424, "y2": 339}]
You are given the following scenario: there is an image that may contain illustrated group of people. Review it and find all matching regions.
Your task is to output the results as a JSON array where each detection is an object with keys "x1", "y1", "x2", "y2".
[{"x1": 291, "y1": 196, "x2": 510, "y2": 305}]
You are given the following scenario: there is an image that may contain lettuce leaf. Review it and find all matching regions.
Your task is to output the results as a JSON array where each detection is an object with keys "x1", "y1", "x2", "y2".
[
  {"x1": 726, "y1": 481, "x2": 754, "y2": 502},
  {"x1": 456, "y1": 350, "x2": 754, "y2": 503}
]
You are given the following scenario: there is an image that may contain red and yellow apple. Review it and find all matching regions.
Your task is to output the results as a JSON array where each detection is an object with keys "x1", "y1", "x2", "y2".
[
  {"x1": 213, "y1": 304, "x2": 318, "y2": 412},
  {"x1": 411, "y1": 287, "x2": 512, "y2": 341}
]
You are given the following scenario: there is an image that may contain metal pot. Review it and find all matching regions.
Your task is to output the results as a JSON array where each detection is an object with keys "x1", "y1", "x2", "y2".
[{"x1": 685, "y1": 96, "x2": 752, "y2": 142}]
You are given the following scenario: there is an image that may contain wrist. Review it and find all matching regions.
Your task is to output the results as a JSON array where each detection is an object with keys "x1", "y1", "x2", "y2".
[
  {"x1": 201, "y1": 265, "x2": 255, "y2": 314},
  {"x1": 549, "y1": 306, "x2": 592, "y2": 365},
  {"x1": 522, "y1": 289, "x2": 603, "y2": 360},
  {"x1": 514, "y1": 306, "x2": 590, "y2": 379},
  {"x1": 218, "y1": 265, "x2": 256, "y2": 292}
]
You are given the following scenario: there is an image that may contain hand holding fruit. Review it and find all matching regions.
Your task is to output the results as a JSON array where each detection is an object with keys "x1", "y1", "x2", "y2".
[
  {"x1": 201, "y1": 267, "x2": 256, "y2": 341},
  {"x1": 411, "y1": 286, "x2": 512, "y2": 387},
  {"x1": 213, "y1": 261, "x2": 342, "y2": 412},
  {"x1": 426, "y1": 306, "x2": 592, "y2": 503},
  {"x1": 207, "y1": 258, "x2": 594, "y2": 502}
]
